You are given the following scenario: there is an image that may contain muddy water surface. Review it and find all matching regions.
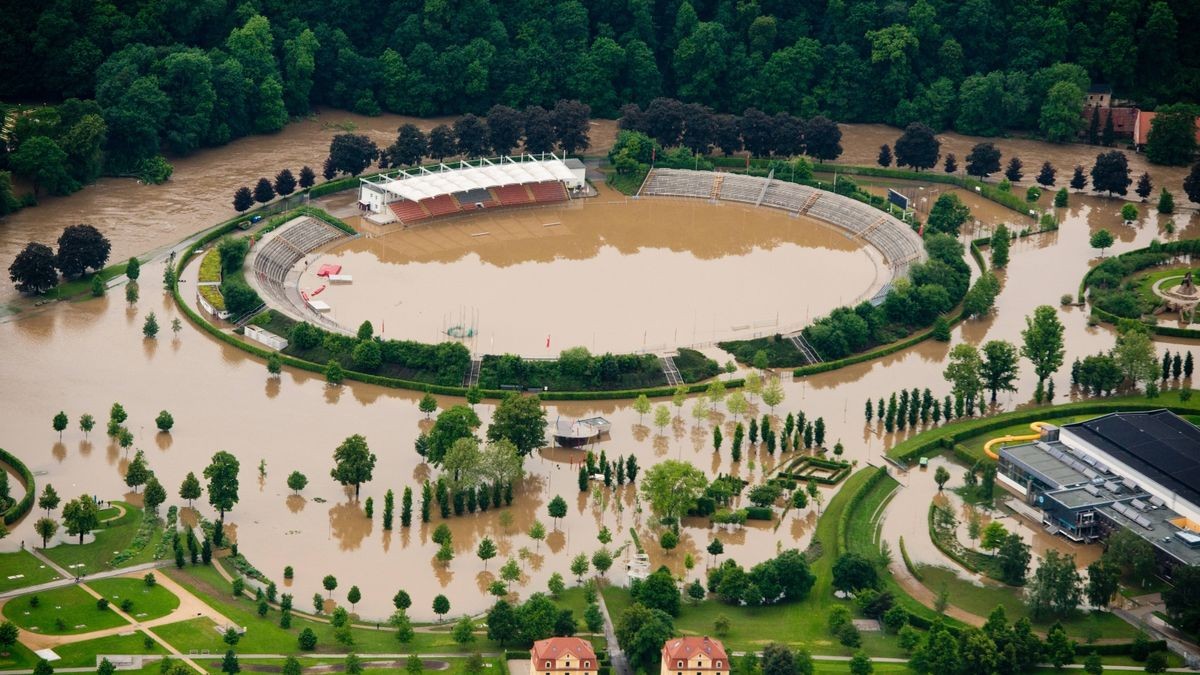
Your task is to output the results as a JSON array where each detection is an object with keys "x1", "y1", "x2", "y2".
[
  {"x1": 3, "y1": 122, "x2": 1199, "y2": 622},
  {"x1": 302, "y1": 188, "x2": 878, "y2": 354}
]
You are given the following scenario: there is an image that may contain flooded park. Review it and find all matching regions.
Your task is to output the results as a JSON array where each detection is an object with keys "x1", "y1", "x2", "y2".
[{"x1": 2, "y1": 114, "x2": 1198, "y2": 622}]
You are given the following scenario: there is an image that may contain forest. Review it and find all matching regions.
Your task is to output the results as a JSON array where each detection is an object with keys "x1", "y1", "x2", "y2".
[{"x1": 0, "y1": 0, "x2": 1197, "y2": 205}]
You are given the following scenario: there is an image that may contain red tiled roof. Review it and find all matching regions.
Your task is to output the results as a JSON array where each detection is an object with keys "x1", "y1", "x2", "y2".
[
  {"x1": 531, "y1": 637, "x2": 596, "y2": 663},
  {"x1": 1133, "y1": 110, "x2": 1200, "y2": 146},
  {"x1": 661, "y1": 637, "x2": 729, "y2": 663},
  {"x1": 1082, "y1": 106, "x2": 1137, "y2": 134}
]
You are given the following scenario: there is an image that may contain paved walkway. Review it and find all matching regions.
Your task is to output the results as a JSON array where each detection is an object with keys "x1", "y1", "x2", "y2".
[
  {"x1": 593, "y1": 580, "x2": 630, "y2": 675},
  {"x1": 0, "y1": 549, "x2": 171, "y2": 601}
]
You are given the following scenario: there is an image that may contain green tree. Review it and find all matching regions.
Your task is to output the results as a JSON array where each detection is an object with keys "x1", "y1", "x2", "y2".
[
  {"x1": 966, "y1": 143, "x2": 1002, "y2": 178},
  {"x1": 62, "y1": 496, "x2": 99, "y2": 543},
  {"x1": 427, "y1": 405, "x2": 481, "y2": 466},
  {"x1": 1021, "y1": 305, "x2": 1065, "y2": 388},
  {"x1": 204, "y1": 451, "x2": 241, "y2": 519},
  {"x1": 990, "y1": 224, "x2": 1010, "y2": 268},
  {"x1": 9, "y1": 243, "x2": 59, "y2": 294},
  {"x1": 639, "y1": 460, "x2": 707, "y2": 529},
  {"x1": 418, "y1": 393, "x2": 437, "y2": 419},
  {"x1": 1039, "y1": 82, "x2": 1086, "y2": 143},
  {"x1": 432, "y1": 594, "x2": 450, "y2": 620},
  {"x1": 11, "y1": 136, "x2": 77, "y2": 197},
  {"x1": 547, "y1": 496, "x2": 567, "y2": 528},
  {"x1": 981, "y1": 340, "x2": 1020, "y2": 401},
  {"x1": 614, "y1": 604, "x2": 675, "y2": 673},
  {"x1": 1145, "y1": 104, "x2": 1200, "y2": 166},
  {"x1": 477, "y1": 537, "x2": 497, "y2": 568},
  {"x1": 1157, "y1": 189, "x2": 1175, "y2": 214},
  {"x1": 893, "y1": 123, "x2": 940, "y2": 171},
  {"x1": 330, "y1": 434, "x2": 376, "y2": 498}
]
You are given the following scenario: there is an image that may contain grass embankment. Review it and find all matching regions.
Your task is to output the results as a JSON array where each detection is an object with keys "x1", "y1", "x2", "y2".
[
  {"x1": 0, "y1": 550, "x2": 63, "y2": 592},
  {"x1": 603, "y1": 469, "x2": 917, "y2": 657},
  {"x1": 42, "y1": 261, "x2": 131, "y2": 302},
  {"x1": 42, "y1": 502, "x2": 164, "y2": 574},
  {"x1": 162, "y1": 564, "x2": 500, "y2": 656},
  {"x1": 88, "y1": 576, "x2": 181, "y2": 621},
  {"x1": 50, "y1": 631, "x2": 165, "y2": 666},
  {"x1": 1, "y1": 584, "x2": 129, "y2": 635},
  {"x1": 197, "y1": 248, "x2": 225, "y2": 311}
]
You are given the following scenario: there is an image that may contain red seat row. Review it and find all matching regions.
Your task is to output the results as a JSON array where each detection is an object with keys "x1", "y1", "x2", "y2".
[
  {"x1": 529, "y1": 181, "x2": 567, "y2": 203},
  {"x1": 494, "y1": 184, "x2": 533, "y2": 206},
  {"x1": 422, "y1": 194, "x2": 461, "y2": 217},
  {"x1": 390, "y1": 200, "x2": 429, "y2": 224}
]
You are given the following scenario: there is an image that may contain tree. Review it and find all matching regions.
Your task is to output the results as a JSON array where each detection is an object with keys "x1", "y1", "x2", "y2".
[
  {"x1": 487, "y1": 394, "x2": 546, "y2": 456},
  {"x1": 761, "y1": 642, "x2": 795, "y2": 675},
  {"x1": 1005, "y1": 157, "x2": 1023, "y2": 183},
  {"x1": 345, "y1": 585, "x2": 361, "y2": 611},
  {"x1": 1113, "y1": 326, "x2": 1159, "y2": 388},
  {"x1": 943, "y1": 343, "x2": 983, "y2": 409},
  {"x1": 592, "y1": 548, "x2": 613, "y2": 575},
  {"x1": 221, "y1": 650, "x2": 240, "y2": 675},
  {"x1": 62, "y1": 496, "x2": 99, "y2": 543},
  {"x1": 432, "y1": 595, "x2": 450, "y2": 620},
  {"x1": 966, "y1": 143, "x2": 1002, "y2": 178},
  {"x1": 1037, "y1": 162, "x2": 1057, "y2": 187},
  {"x1": 805, "y1": 116, "x2": 842, "y2": 162},
  {"x1": 529, "y1": 520, "x2": 546, "y2": 550},
  {"x1": 1135, "y1": 173, "x2": 1152, "y2": 202},
  {"x1": 453, "y1": 114, "x2": 489, "y2": 158},
  {"x1": 848, "y1": 652, "x2": 873, "y2": 675},
  {"x1": 926, "y1": 193, "x2": 970, "y2": 236},
  {"x1": 9, "y1": 242, "x2": 58, "y2": 294},
  {"x1": 1163, "y1": 564, "x2": 1200, "y2": 635},
  {"x1": 614, "y1": 604, "x2": 674, "y2": 673},
  {"x1": 1027, "y1": 550, "x2": 1082, "y2": 620},
  {"x1": 1044, "y1": 623, "x2": 1074, "y2": 668},
  {"x1": 143, "y1": 477, "x2": 166, "y2": 512},
  {"x1": 10, "y1": 136, "x2": 76, "y2": 196},
  {"x1": 298, "y1": 166, "x2": 316, "y2": 189},
  {"x1": 79, "y1": 414, "x2": 95, "y2": 438},
  {"x1": 330, "y1": 434, "x2": 376, "y2": 498},
  {"x1": 252, "y1": 177, "x2": 275, "y2": 203},
  {"x1": 639, "y1": 460, "x2": 707, "y2": 528},
  {"x1": 34, "y1": 517, "x2": 57, "y2": 548},
  {"x1": 179, "y1": 472, "x2": 201, "y2": 506},
  {"x1": 997, "y1": 533, "x2": 1032, "y2": 585},
  {"x1": 1021, "y1": 306, "x2": 1065, "y2": 387},
  {"x1": 204, "y1": 451, "x2": 241, "y2": 519},
  {"x1": 1071, "y1": 165, "x2": 1089, "y2": 191},
  {"x1": 125, "y1": 450, "x2": 150, "y2": 492},
  {"x1": 653, "y1": 404, "x2": 671, "y2": 433},
  {"x1": 893, "y1": 123, "x2": 939, "y2": 171},
  {"x1": 477, "y1": 537, "x2": 497, "y2": 568},
  {"x1": 570, "y1": 553, "x2": 590, "y2": 581},
  {"x1": 944, "y1": 153, "x2": 957, "y2": 174},
  {"x1": 125, "y1": 280, "x2": 139, "y2": 306},
  {"x1": 547, "y1": 496, "x2": 567, "y2": 528},
  {"x1": 1090, "y1": 151, "x2": 1132, "y2": 196},
  {"x1": 1157, "y1": 189, "x2": 1175, "y2": 214},
  {"x1": 52, "y1": 411, "x2": 69, "y2": 439},
  {"x1": 427, "y1": 405, "x2": 480, "y2": 466},
  {"x1": 297, "y1": 627, "x2": 317, "y2": 650},
  {"x1": 633, "y1": 394, "x2": 650, "y2": 421},
  {"x1": 832, "y1": 553, "x2": 877, "y2": 592},
  {"x1": 877, "y1": 144, "x2": 892, "y2": 168},
  {"x1": 933, "y1": 466, "x2": 950, "y2": 491},
  {"x1": 232, "y1": 187, "x2": 253, "y2": 212},
  {"x1": 1039, "y1": 81, "x2": 1086, "y2": 143},
  {"x1": 154, "y1": 409, "x2": 173, "y2": 432},
  {"x1": 327, "y1": 134, "x2": 379, "y2": 176},
  {"x1": 1085, "y1": 560, "x2": 1120, "y2": 610},
  {"x1": 981, "y1": 340, "x2": 1020, "y2": 401},
  {"x1": 274, "y1": 169, "x2": 296, "y2": 196},
  {"x1": 1145, "y1": 104, "x2": 1200, "y2": 166},
  {"x1": 990, "y1": 224, "x2": 1010, "y2": 269},
  {"x1": 418, "y1": 393, "x2": 437, "y2": 419},
  {"x1": 55, "y1": 224, "x2": 110, "y2": 278}
]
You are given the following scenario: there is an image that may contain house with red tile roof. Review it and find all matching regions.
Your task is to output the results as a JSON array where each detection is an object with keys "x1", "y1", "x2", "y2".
[
  {"x1": 660, "y1": 637, "x2": 729, "y2": 675},
  {"x1": 530, "y1": 638, "x2": 597, "y2": 675},
  {"x1": 1133, "y1": 110, "x2": 1200, "y2": 150}
]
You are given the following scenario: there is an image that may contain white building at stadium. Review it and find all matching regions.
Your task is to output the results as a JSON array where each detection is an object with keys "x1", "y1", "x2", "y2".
[{"x1": 358, "y1": 153, "x2": 587, "y2": 225}]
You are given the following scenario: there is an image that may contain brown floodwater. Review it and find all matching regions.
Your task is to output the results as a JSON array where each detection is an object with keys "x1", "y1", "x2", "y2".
[
  {"x1": 300, "y1": 186, "x2": 879, "y2": 354},
  {"x1": 2, "y1": 117, "x2": 1199, "y2": 621}
]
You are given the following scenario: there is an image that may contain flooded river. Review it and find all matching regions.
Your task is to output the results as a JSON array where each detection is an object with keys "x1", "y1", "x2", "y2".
[{"x1": 1, "y1": 113, "x2": 1198, "y2": 621}]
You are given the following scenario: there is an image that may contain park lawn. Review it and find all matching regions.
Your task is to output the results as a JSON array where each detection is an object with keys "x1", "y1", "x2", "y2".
[
  {"x1": 553, "y1": 586, "x2": 594, "y2": 627},
  {"x1": 602, "y1": 470, "x2": 914, "y2": 658},
  {"x1": 51, "y1": 630, "x2": 165, "y2": 667},
  {"x1": 955, "y1": 416, "x2": 1094, "y2": 463},
  {"x1": 914, "y1": 565, "x2": 1138, "y2": 641},
  {"x1": 0, "y1": 640, "x2": 40, "y2": 670},
  {"x1": 88, "y1": 577, "x2": 181, "y2": 621},
  {"x1": 2, "y1": 584, "x2": 129, "y2": 635},
  {"x1": 163, "y1": 564, "x2": 498, "y2": 656},
  {"x1": 1132, "y1": 264, "x2": 1198, "y2": 307},
  {"x1": 196, "y1": 657, "x2": 506, "y2": 674},
  {"x1": 42, "y1": 502, "x2": 164, "y2": 574},
  {"x1": 43, "y1": 261, "x2": 131, "y2": 301},
  {"x1": 0, "y1": 550, "x2": 63, "y2": 592}
]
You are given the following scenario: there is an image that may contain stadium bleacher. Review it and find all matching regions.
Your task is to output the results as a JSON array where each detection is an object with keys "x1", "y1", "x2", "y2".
[
  {"x1": 639, "y1": 168, "x2": 926, "y2": 302},
  {"x1": 494, "y1": 183, "x2": 534, "y2": 206},
  {"x1": 389, "y1": 200, "x2": 429, "y2": 224},
  {"x1": 421, "y1": 194, "x2": 461, "y2": 218},
  {"x1": 529, "y1": 181, "x2": 568, "y2": 203},
  {"x1": 251, "y1": 217, "x2": 351, "y2": 326}
]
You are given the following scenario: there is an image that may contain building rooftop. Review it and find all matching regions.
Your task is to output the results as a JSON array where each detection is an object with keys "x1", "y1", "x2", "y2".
[
  {"x1": 1063, "y1": 410, "x2": 1200, "y2": 510},
  {"x1": 662, "y1": 637, "x2": 728, "y2": 663},
  {"x1": 999, "y1": 442, "x2": 1092, "y2": 489},
  {"x1": 1097, "y1": 502, "x2": 1200, "y2": 567},
  {"x1": 531, "y1": 637, "x2": 596, "y2": 662}
]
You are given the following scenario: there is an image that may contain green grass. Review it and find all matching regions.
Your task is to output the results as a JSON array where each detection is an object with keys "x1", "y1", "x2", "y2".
[
  {"x1": 955, "y1": 415, "x2": 1094, "y2": 462},
  {"x1": 600, "y1": 469, "x2": 917, "y2": 657},
  {"x1": 915, "y1": 566, "x2": 1138, "y2": 641},
  {"x1": 0, "y1": 639, "x2": 39, "y2": 669},
  {"x1": 43, "y1": 261, "x2": 131, "y2": 301},
  {"x1": 0, "y1": 550, "x2": 64, "y2": 592},
  {"x1": 50, "y1": 630, "x2": 165, "y2": 667},
  {"x1": 41, "y1": 502, "x2": 164, "y2": 573},
  {"x1": 552, "y1": 585, "x2": 594, "y2": 628},
  {"x1": 88, "y1": 577, "x2": 181, "y2": 621},
  {"x1": 1132, "y1": 264, "x2": 1198, "y2": 307},
  {"x1": 1, "y1": 584, "x2": 129, "y2": 635},
  {"x1": 192, "y1": 656, "x2": 505, "y2": 674},
  {"x1": 162, "y1": 564, "x2": 500, "y2": 656}
]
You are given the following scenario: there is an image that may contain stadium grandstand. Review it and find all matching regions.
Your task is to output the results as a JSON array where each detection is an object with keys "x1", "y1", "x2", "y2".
[
  {"x1": 248, "y1": 216, "x2": 354, "y2": 332},
  {"x1": 359, "y1": 153, "x2": 587, "y2": 226},
  {"x1": 638, "y1": 168, "x2": 925, "y2": 304}
]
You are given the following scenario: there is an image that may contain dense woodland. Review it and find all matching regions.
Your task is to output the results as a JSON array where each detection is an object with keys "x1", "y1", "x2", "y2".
[{"x1": 2, "y1": 0, "x2": 1199, "y2": 197}]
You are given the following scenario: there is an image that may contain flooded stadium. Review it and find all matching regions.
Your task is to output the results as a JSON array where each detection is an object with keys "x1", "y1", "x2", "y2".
[{"x1": 1, "y1": 119, "x2": 1198, "y2": 620}]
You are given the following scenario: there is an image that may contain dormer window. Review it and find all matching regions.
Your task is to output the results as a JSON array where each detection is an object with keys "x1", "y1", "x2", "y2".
[
  {"x1": 545, "y1": 662, "x2": 551, "y2": 668},
  {"x1": 677, "y1": 661, "x2": 683, "y2": 668},
  {"x1": 716, "y1": 662, "x2": 722, "y2": 668},
  {"x1": 584, "y1": 662, "x2": 590, "y2": 668}
]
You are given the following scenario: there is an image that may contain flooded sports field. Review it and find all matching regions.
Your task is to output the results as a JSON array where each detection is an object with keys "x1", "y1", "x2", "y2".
[
  {"x1": 301, "y1": 186, "x2": 880, "y2": 354},
  {"x1": 1, "y1": 114, "x2": 1198, "y2": 622}
]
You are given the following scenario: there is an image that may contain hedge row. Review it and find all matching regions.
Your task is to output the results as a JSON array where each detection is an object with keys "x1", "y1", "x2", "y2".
[
  {"x1": 1082, "y1": 238, "x2": 1200, "y2": 339},
  {"x1": 819, "y1": 165, "x2": 1034, "y2": 216},
  {"x1": 835, "y1": 466, "x2": 890, "y2": 556},
  {"x1": 745, "y1": 506, "x2": 773, "y2": 521},
  {"x1": 1085, "y1": 640, "x2": 1166, "y2": 656},
  {"x1": 898, "y1": 536, "x2": 923, "y2": 582},
  {"x1": 887, "y1": 396, "x2": 1200, "y2": 466},
  {"x1": 0, "y1": 448, "x2": 35, "y2": 526}
]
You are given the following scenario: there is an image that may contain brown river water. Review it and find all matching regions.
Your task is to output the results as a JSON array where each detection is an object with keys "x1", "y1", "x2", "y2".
[
  {"x1": 300, "y1": 185, "x2": 879, "y2": 355},
  {"x1": 1, "y1": 114, "x2": 1198, "y2": 621}
]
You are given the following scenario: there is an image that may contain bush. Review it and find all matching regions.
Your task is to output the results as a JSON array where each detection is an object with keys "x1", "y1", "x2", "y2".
[
  {"x1": 745, "y1": 506, "x2": 773, "y2": 521},
  {"x1": 217, "y1": 238, "x2": 251, "y2": 275},
  {"x1": 220, "y1": 278, "x2": 262, "y2": 317}
]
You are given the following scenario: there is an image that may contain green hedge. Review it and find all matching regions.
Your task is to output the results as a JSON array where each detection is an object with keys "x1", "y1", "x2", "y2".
[
  {"x1": 898, "y1": 536, "x2": 923, "y2": 582},
  {"x1": 1085, "y1": 640, "x2": 1166, "y2": 656},
  {"x1": 745, "y1": 506, "x2": 774, "y2": 521},
  {"x1": 1082, "y1": 238, "x2": 1200, "y2": 339},
  {"x1": 835, "y1": 466, "x2": 889, "y2": 556},
  {"x1": 815, "y1": 165, "x2": 1033, "y2": 216},
  {"x1": 887, "y1": 395, "x2": 1200, "y2": 465},
  {"x1": 0, "y1": 448, "x2": 35, "y2": 526}
]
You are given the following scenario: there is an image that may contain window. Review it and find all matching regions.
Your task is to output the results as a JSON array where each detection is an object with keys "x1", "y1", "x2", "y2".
[
  {"x1": 584, "y1": 662, "x2": 590, "y2": 668},
  {"x1": 545, "y1": 662, "x2": 551, "y2": 668},
  {"x1": 716, "y1": 663, "x2": 722, "y2": 668},
  {"x1": 677, "y1": 661, "x2": 684, "y2": 668}
]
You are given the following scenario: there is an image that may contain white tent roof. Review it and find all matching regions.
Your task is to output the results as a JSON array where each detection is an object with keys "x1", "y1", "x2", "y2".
[{"x1": 377, "y1": 157, "x2": 578, "y2": 202}]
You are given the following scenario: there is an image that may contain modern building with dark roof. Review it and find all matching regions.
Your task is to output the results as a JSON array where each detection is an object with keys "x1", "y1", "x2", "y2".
[{"x1": 995, "y1": 410, "x2": 1200, "y2": 573}]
